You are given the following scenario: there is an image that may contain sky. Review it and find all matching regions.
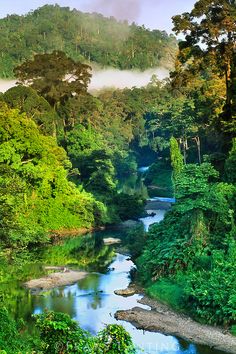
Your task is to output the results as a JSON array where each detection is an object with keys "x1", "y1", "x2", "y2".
[{"x1": 0, "y1": 0, "x2": 196, "y2": 33}]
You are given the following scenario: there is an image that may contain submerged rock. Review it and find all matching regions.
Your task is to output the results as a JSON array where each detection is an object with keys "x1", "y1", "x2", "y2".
[
  {"x1": 24, "y1": 270, "x2": 88, "y2": 291},
  {"x1": 114, "y1": 287, "x2": 136, "y2": 297},
  {"x1": 103, "y1": 237, "x2": 121, "y2": 245}
]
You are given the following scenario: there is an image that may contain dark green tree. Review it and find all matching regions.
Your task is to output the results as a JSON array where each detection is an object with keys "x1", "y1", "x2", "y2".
[
  {"x1": 2, "y1": 85, "x2": 57, "y2": 135},
  {"x1": 14, "y1": 51, "x2": 91, "y2": 136}
]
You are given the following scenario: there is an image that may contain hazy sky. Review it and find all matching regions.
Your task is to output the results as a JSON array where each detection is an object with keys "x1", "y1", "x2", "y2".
[{"x1": 0, "y1": 0, "x2": 196, "y2": 33}]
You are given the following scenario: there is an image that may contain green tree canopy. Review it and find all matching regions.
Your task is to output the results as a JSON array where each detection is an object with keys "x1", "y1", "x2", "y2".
[{"x1": 14, "y1": 51, "x2": 91, "y2": 108}]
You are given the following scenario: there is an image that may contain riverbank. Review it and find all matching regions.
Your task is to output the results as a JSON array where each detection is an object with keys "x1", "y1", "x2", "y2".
[
  {"x1": 49, "y1": 226, "x2": 106, "y2": 241},
  {"x1": 115, "y1": 292, "x2": 236, "y2": 354}
]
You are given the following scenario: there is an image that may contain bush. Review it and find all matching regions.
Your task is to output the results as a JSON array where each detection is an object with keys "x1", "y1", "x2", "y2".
[
  {"x1": 35, "y1": 311, "x2": 136, "y2": 354},
  {"x1": 35, "y1": 311, "x2": 93, "y2": 353},
  {"x1": 95, "y1": 324, "x2": 136, "y2": 353},
  {"x1": 0, "y1": 308, "x2": 33, "y2": 354}
]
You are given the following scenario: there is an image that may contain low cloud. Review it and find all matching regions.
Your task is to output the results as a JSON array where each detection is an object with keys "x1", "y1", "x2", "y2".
[
  {"x1": 89, "y1": 67, "x2": 169, "y2": 91},
  {"x1": 0, "y1": 80, "x2": 16, "y2": 93},
  {"x1": 0, "y1": 67, "x2": 169, "y2": 94}
]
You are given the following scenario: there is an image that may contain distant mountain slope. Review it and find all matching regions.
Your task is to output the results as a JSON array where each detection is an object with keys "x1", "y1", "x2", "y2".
[{"x1": 0, "y1": 4, "x2": 177, "y2": 78}]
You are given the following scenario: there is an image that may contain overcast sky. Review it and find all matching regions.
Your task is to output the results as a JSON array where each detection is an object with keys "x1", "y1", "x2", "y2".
[{"x1": 0, "y1": 0, "x2": 196, "y2": 33}]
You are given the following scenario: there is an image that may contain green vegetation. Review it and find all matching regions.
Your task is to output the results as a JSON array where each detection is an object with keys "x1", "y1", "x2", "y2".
[
  {"x1": 146, "y1": 280, "x2": 187, "y2": 311},
  {"x1": 137, "y1": 0, "x2": 236, "y2": 329},
  {"x1": 138, "y1": 161, "x2": 236, "y2": 325},
  {"x1": 0, "y1": 308, "x2": 37, "y2": 354},
  {"x1": 0, "y1": 4, "x2": 177, "y2": 78},
  {"x1": 144, "y1": 160, "x2": 173, "y2": 198},
  {"x1": 0, "y1": 309, "x2": 135, "y2": 353},
  {"x1": 0, "y1": 103, "x2": 106, "y2": 248}
]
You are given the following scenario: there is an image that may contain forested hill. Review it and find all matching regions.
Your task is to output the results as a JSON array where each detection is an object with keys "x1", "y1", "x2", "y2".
[{"x1": 0, "y1": 4, "x2": 177, "y2": 78}]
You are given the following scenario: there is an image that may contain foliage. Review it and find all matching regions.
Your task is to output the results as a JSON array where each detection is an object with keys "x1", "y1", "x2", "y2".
[
  {"x1": 0, "y1": 5, "x2": 177, "y2": 78},
  {"x1": 174, "y1": 163, "x2": 219, "y2": 201},
  {"x1": 35, "y1": 311, "x2": 136, "y2": 354},
  {"x1": 35, "y1": 311, "x2": 93, "y2": 353},
  {"x1": 225, "y1": 138, "x2": 236, "y2": 183},
  {"x1": 0, "y1": 308, "x2": 34, "y2": 354},
  {"x1": 1, "y1": 85, "x2": 57, "y2": 135},
  {"x1": 186, "y1": 242, "x2": 236, "y2": 325},
  {"x1": 112, "y1": 193, "x2": 145, "y2": 221},
  {"x1": 172, "y1": 0, "x2": 236, "y2": 137},
  {"x1": 124, "y1": 224, "x2": 146, "y2": 259},
  {"x1": 170, "y1": 136, "x2": 183, "y2": 180},
  {"x1": 147, "y1": 279, "x2": 188, "y2": 312},
  {"x1": 0, "y1": 103, "x2": 106, "y2": 248},
  {"x1": 0, "y1": 0, "x2": 235, "y2": 337},
  {"x1": 95, "y1": 324, "x2": 136, "y2": 353},
  {"x1": 144, "y1": 160, "x2": 173, "y2": 198},
  {"x1": 137, "y1": 161, "x2": 236, "y2": 325},
  {"x1": 14, "y1": 51, "x2": 91, "y2": 108}
]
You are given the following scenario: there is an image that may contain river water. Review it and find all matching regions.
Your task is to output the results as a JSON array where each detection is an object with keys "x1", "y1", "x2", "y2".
[
  {"x1": 1, "y1": 206, "x2": 224, "y2": 354},
  {"x1": 31, "y1": 251, "x2": 205, "y2": 354},
  {"x1": 27, "y1": 230, "x2": 224, "y2": 354}
]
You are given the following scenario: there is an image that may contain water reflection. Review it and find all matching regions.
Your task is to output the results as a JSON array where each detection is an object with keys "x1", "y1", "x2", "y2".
[
  {"x1": 140, "y1": 209, "x2": 166, "y2": 231},
  {"x1": 0, "y1": 231, "x2": 226, "y2": 354},
  {"x1": 29, "y1": 253, "x2": 224, "y2": 354}
]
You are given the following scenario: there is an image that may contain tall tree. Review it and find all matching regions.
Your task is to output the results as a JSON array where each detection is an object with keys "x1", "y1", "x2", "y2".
[
  {"x1": 14, "y1": 51, "x2": 91, "y2": 107},
  {"x1": 172, "y1": 0, "x2": 236, "y2": 136},
  {"x1": 14, "y1": 51, "x2": 91, "y2": 135}
]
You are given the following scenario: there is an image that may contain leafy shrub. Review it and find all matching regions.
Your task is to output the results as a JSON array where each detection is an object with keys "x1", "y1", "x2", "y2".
[
  {"x1": 186, "y1": 245, "x2": 236, "y2": 325},
  {"x1": 0, "y1": 308, "x2": 33, "y2": 354},
  {"x1": 35, "y1": 311, "x2": 136, "y2": 354},
  {"x1": 95, "y1": 324, "x2": 136, "y2": 353},
  {"x1": 35, "y1": 311, "x2": 93, "y2": 353}
]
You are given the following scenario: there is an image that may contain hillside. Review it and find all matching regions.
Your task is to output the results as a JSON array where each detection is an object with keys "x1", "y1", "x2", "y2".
[{"x1": 0, "y1": 4, "x2": 177, "y2": 78}]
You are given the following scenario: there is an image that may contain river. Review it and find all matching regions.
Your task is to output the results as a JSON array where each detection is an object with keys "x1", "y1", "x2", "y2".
[{"x1": 1, "y1": 205, "x2": 226, "y2": 354}]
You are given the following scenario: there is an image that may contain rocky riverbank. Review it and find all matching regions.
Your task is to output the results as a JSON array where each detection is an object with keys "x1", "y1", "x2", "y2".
[{"x1": 115, "y1": 294, "x2": 236, "y2": 354}]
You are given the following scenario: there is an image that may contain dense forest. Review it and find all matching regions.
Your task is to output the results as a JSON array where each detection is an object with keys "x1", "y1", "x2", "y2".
[
  {"x1": 0, "y1": 4, "x2": 177, "y2": 78},
  {"x1": 137, "y1": 0, "x2": 236, "y2": 328},
  {"x1": 0, "y1": 0, "x2": 236, "y2": 353}
]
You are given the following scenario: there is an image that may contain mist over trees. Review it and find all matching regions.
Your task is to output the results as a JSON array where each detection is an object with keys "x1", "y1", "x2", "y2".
[{"x1": 0, "y1": 4, "x2": 177, "y2": 78}]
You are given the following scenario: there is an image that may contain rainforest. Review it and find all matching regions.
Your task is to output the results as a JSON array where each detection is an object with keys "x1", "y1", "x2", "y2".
[{"x1": 0, "y1": 1, "x2": 236, "y2": 353}]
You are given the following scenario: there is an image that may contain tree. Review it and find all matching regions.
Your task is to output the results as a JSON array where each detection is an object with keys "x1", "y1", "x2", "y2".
[
  {"x1": 14, "y1": 51, "x2": 92, "y2": 135},
  {"x1": 0, "y1": 103, "x2": 106, "y2": 248},
  {"x1": 225, "y1": 138, "x2": 236, "y2": 183},
  {"x1": 172, "y1": 0, "x2": 236, "y2": 136},
  {"x1": 14, "y1": 51, "x2": 91, "y2": 107},
  {"x1": 2, "y1": 85, "x2": 57, "y2": 135},
  {"x1": 170, "y1": 136, "x2": 184, "y2": 182}
]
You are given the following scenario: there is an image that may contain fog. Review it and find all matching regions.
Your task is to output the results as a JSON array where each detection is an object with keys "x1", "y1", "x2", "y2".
[
  {"x1": 0, "y1": 80, "x2": 16, "y2": 93},
  {"x1": 89, "y1": 67, "x2": 169, "y2": 91},
  {"x1": 0, "y1": 67, "x2": 169, "y2": 94},
  {"x1": 82, "y1": 0, "x2": 141, "y2": 23}
]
